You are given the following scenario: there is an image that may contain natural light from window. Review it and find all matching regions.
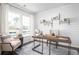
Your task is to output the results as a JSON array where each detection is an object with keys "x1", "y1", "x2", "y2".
[{"x1": 8, "y1": 10, "x2": 31, "y2": 36}]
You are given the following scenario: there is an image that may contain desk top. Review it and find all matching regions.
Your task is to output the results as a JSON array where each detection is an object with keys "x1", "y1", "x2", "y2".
[
  {"x1": 32, "y1": 34, "x2": 71, "y2": 44},
  {"x1": 32, "y1": 35, "x2": 45, "y2": 39}
]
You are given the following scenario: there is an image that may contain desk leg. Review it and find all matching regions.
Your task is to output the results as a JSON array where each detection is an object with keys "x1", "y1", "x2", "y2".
[
  {"x1": 49, "y1": 41, "x2": 51, "y2": 55},
  {"x1": 68, "y1": 44, "x2": 71, "y2": 55},
  {"x1": 42, "y1": 38, "x2": 43, "y2": 54},
  {"x1": 32, "y1": 38, "x2": 43, "y2": 54},
  {"x1": 56, "y1": 42, "x2": 58, "y2": 49},
  {"x1": 34, "y1": 38, "x2": 35, "y2": 47},
  {"x1": 39, "y1": 38, "x2": 40, "y2": 44},
  {"x1": 46, "y1": 40, "x2": 48, "y2": 46},
  {"x1": 77, "y1": 50, "x2": 79, "y2": 54}
]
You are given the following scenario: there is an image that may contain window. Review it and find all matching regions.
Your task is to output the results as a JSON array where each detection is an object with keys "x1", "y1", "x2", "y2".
[
  {"x1": 8, "y1": 10, "x2": 31, "y2": 36},
  {"x1": 22, "y1": 15, "x2": 31, "y2": 36},
  {"x1": 8, "y1": 11, "x2": 21, "y2": 36}
]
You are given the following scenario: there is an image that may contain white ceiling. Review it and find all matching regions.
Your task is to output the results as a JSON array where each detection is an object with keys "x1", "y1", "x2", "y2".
[{"x1": 12, "y1": 3, "x2": 70, "y2": 14}]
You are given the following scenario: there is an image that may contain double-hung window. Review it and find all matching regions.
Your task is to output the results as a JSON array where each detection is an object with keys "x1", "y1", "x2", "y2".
[
  {"x1": 22, "y1": 15, "x2": 31, "y2": 36},
  {"x1": 8, "y1": 10, "x2": 31, "y2": 36}
]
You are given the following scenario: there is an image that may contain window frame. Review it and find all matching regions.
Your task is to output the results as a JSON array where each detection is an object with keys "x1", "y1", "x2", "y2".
[{"x1": 7, "y1": 10, "x2": 32, "y2": 37}]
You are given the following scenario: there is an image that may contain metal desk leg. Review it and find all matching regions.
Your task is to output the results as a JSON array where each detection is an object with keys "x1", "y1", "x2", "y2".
[
  {"x1": 49, "y1": 41, "x2": 51, "y2": 55},
  {"x1": 68, "y1": 44, "x2": 71, "y2": 55},
  {"x1": 56, "y1": 42, "x2": 58, "y2": 49},
  {"x1": 46, "y1": 40, "x2": 48, "y2": 46},
  {"x1": 42, "y1": 38, "x2": 43, "y2": 54},
  {"x1": 32, "y1": 38, "x2": 43, "y2": 54},
  {"x1": 77, "y1": 50, "x2": 79, "y2": 54},
  {"x1": 39, "y1": 38, "x2": 40, "y2": 44},
  {"x1": 33, "y1": 38, "x2": 35, "y2": 47}
]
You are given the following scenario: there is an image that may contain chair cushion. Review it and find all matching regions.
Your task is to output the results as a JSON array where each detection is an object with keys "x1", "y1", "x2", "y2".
[
  {"x1": 10, "y1": 40, "x2": 21, "y2": 47},
  {"x1": 3, "y1": 38, "x2": 19, "y2": 43}
]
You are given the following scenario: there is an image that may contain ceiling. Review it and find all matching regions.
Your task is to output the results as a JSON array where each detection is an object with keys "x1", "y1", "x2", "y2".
[{"x1": 11, "y1": 3, "x2": 71, "y2": 14}]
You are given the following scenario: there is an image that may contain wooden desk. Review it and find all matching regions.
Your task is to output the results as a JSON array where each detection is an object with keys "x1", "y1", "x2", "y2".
[
  {"x1": 32, "y1": 34, "x2": 71, "y2": 55},
  {"x1": 45, "y1": 34, "x2": 71, "y2": 54}
]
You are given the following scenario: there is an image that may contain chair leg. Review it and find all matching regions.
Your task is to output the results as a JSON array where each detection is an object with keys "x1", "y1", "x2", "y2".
[
  {"x1": 12, "y1": 51, "x2": 14, "y2": 55},
  {"x1": 12, "y1": 51, "x2": 17, "y2": 55},
  {"x1": 1, "y1": 51, "x2": 4, "y2": 55}
]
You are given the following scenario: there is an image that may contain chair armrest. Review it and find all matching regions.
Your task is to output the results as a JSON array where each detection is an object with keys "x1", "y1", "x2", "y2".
[
  {"x1": 1, "y1": 43, "x2": 13, "y2": 48},
  {"x1": 1, "y1": 43, "x2": 14, "y2": 51}
]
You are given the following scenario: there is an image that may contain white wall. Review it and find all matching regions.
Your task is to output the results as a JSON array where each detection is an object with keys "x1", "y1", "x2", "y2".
[
  {"x1": 35, "y1": 4, "x2": 79, "y2": 46},
  {"x1": 0, "y1": 4, "x2": 1, "y2": 33}
]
